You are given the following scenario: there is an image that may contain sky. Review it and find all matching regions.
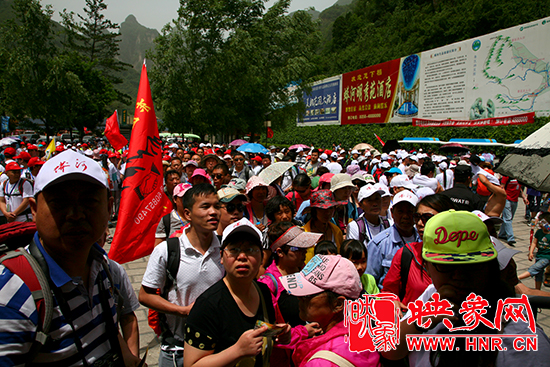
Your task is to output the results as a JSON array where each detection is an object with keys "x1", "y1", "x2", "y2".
[{"x1": 44, "y1": 0, "x2": 338, "y2": 31}]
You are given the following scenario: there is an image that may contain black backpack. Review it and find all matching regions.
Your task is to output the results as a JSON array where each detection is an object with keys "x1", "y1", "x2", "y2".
[{"x1": 158, "y1": 237, "x2": 183, "y2": 347}]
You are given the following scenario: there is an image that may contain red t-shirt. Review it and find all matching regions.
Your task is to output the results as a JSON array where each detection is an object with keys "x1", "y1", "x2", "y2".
[
  {"x1": 285, "y1": 191, "x2": 305, "y2": 211},
  {"x1": 382, "y1": 241, "x2": 432, "y2": 305},
  {"x1": 501, "y1": 176, "x2": 521, "y2": 202}
]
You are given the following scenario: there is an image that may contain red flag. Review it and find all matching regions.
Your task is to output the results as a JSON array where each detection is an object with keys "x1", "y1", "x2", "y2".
[
  {"x1": 267, "y1": 127, "x2": 274, "y2": 139},
  {"x1": 109, "y1": 62, "x2": 172, "y2": 264},
  {"x1": 374, "y1": 133, "x2": 385, "y2": 146},
  {"x1": 104, "y1": 111, "x2": 128, "y2": 151}
]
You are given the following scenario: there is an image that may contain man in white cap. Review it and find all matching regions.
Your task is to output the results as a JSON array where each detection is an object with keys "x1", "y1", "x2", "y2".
[
  {"x1": 367, "y1": 190, "x2": 420, "y2": 288},
  {"x1": 346, "y1": 185, "x2": 390, "y2": 248},
  {"x1": 0, "y1": 150, "x2": 139, "y2": 365},
  {"x1": 326, "y1": 152, "x2": 343, "y2": 174}
]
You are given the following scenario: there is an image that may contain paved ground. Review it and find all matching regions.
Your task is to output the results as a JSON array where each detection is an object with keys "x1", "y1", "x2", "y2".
[{"x1": 105, "y1": 200, "x2": 550, "y2": 366}]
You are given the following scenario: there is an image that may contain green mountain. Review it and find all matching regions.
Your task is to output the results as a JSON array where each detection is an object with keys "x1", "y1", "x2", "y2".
[{"x1": 118, "y1": 14, "x2": 159, "y2": 71}]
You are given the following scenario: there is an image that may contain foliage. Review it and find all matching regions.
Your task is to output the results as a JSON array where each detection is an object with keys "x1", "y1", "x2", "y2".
[
  {"x1": 0, "y1": 0, "x2": 62, "y2": 135},
  {"x1": 149, "y1": 0, "x2": 320, "y2": 139},
  {"x1": 319, "y1": 0, "x2": 550, "y2": 76},
  {"x1": 0, "y1": 0, "x2": 129, "y2": 137},
  {"x1": 267, "y1": 117, "x2": 550, "y2": 155}
]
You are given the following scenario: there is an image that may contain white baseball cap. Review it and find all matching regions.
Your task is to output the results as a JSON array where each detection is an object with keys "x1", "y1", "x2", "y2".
[
  {"x1": 34, "y1": 150, "x2": 109, "y2": 195},
  {"x1": 221, "y1": 218, "x2": 262, "y2": 248},
  {"x1": 320, "y1": 153, "x2": 328, "y2": 160},
  {"x1": 358, "y1": 185, "x2": 385, "y2": 202},
  {"x1": 330, "y1": 152, "x2": 338, "y2": 159},
  {"x1": 351, "y1": 149, "x2": 359, "y2": 155},
  {"x1": 380, "y1": 161, "x2": 391, "y2": 169},
  {"x1": 390, "y1": 174, "x2": 418, "y2": 190},
  {"x1": 392, "y1": 190, "x2": 419, "y2": 207}
]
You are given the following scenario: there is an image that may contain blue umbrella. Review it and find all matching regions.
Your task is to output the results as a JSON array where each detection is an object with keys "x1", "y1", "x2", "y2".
[{"x1": 237, "y1": 143, "x2": 269, "y2": 154}]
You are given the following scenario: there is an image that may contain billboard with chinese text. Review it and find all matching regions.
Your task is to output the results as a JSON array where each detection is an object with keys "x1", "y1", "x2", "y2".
[
  {"x1": 300, "y1": 16, "x2": 550, "y2": 126},
  {"x1": 299, "y1": 76, "x2": 341, "y2": 126}
]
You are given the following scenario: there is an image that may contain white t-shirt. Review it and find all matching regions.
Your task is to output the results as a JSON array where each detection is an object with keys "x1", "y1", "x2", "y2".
[
  {"x1": 141, "y1": 229, "x2": 225, "y2": 349},
  {"x1": 0, "y1": 179, "x2": 33, "y2": 221},
  {"x1": 412, "y1": 174, "x2": 439, "y2": 192}
]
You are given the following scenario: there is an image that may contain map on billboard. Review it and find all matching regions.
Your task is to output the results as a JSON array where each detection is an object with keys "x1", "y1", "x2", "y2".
[
  {"x1": 418, "y1": 16, "x2": 550, "y2": 121},
  {"x1": 299, "y1": 76, "x2": 341, "y2": 126}
]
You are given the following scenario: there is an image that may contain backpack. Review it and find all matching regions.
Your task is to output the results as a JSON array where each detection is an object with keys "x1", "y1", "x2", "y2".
[
  {"x1": 399, "y1": 245, "x2": 414, "y2": 302},
  {"x1": 373, "y1": 168, "x2": 383, "y2": 182},
  {"x1": 151, "y1": 237, "x2": 183, "y2": 346},
  {"x1": 0, "y1": 246, "x2": 53, "y2": 362},
  {"x1": 356, "y1": 217, "x2": 390, "y2": 245}
]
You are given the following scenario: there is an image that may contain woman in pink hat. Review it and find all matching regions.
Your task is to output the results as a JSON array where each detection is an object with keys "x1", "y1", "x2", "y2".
[
  {"x1": 279, "y1": 255, "x2": 381, "y2": 367},
  {"x1": 244, "y1": 176, "x2": 270, "y2": 231}
]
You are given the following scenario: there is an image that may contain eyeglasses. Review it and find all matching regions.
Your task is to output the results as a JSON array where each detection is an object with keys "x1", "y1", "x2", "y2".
[
  {"x1": 213, "y1": 174, "x2": 224, "y2": 180},
  {"x1": 234, "y1": 158, "x2": 244, "y2": 161},
  {"x1": 413, "y1": 212, "x2": 434, "y2": 225},
  {"x1": 223, "y1": 246, "x2": 261, "y2": 257},
  {"x1": 223, "y1": 203, "x2": 244, "y2": 213}
]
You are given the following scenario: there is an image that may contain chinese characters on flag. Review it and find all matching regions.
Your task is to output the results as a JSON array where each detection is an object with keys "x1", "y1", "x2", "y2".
[{"x1": 109, "y1": 61, "x2": 172, "y2": 264}]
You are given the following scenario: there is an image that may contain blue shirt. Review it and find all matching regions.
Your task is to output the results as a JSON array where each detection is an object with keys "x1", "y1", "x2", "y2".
[{"x1": 366, "y1": 225, "x2": 420, "y2": 289}]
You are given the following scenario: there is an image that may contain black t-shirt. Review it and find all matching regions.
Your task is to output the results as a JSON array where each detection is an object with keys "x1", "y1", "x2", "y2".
[
  {"x1": 185, "y1": 279, "x2": 275, "y2": 367},
  {"x1": 278, "y1": 290, "x2": 305, "y2": 327},
  {"x1": 440, "y1": 183, "x2": 485, "y2": 212}
]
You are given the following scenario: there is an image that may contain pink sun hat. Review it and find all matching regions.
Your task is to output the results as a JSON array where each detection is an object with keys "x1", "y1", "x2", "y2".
[{"x1": 279, "y1": 255, "x2": 362, "y2": 299}]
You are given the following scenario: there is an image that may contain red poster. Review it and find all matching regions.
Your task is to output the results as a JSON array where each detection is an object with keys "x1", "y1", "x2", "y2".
[
  {"x1": 341, "y1": 59, "x2": 401, "y2": 124},
  {"x1": 412, "y1": 112, "x2": 535, "y2": 127}
]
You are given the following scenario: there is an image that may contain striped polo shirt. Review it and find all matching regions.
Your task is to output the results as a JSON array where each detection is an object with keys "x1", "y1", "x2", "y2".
[{"x1": 0, "y1": 234, "x2": 117, "y2": 366}]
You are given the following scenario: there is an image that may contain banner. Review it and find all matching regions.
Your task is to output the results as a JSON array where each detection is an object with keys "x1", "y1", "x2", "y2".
[
  {"x1": 413, "y1": 112, "x2": 535, "y2": 127},
  {"x1": 299, "y1": 75, "x2": 341, "y2": 126},
  {"x1": 109, "y1": 62, "x2": 172, "y2": 264},
  {"x1": 341, "y1": 59, "x2": 401, "y2": 124},
  {"x1": 104, "y1": 111, "x2": 128, "y2": 151}
]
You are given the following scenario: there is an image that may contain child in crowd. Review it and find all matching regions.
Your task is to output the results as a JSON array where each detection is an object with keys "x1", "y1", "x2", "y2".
[
  {"x1": 314, "y1": 240, "x2": 338, "y2": 255},
  {"x1": 519, "y1": 212, "x2": 550, "y2": 289},
  {"x1": 340, "y1": 239, "x2": 379, "y2": 295}
]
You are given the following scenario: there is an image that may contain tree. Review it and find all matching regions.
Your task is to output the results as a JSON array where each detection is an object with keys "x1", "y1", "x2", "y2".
[
  {"x1": 149, "y1": 0, "x2": 320, "y2": 139},
  {"x1": 61, "y1": 0, "x2": 130, "y2": 136},
  {"x1": 0, "y1": 0, "x2": 65, "y2": 136}
]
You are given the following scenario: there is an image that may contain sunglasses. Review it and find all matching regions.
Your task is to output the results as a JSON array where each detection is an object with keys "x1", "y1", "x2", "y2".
[
  {"x1": 223, "y1": 246, "x2": 261, "y2": 257},
  {"x1": 213, "y1": 174, "x2": 224, "y2": 180},
  {"x1": 413, "y1": 212, "x2": 434, "y2": 225},
  {"x1": 234, "y1": 158, "x2": 244, "y2": 161},
  {"x1": 224, "y1": 203, "x2": 245, "y2": 213}
]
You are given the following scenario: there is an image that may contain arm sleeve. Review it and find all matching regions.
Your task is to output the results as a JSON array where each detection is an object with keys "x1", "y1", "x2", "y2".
[
  {"x1": 185, "y1": 295, "x2": 220, "y2": 351},
  {"x1": 141, "y1": 243, "x2": 167, "y2": 290},
  {"x1": 382, "y1": 247, "x2": 403, "y2": 298},
  {"x1": 155, "y1": 216, "x2": 166, "y2": 239},
  {"x1": 21, "y1": 180, "x2": 33, "y2": 198},
  {"x1": 110, "y1": 261, "x2": 140, "y2": 314},
  {"x1": 346, "y1": 221, "x2": 359, "y2": 241}
]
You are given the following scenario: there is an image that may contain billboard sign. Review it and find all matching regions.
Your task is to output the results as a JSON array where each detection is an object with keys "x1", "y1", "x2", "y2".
[{"x1": 299, "y1": 75, "x2": 341, "y2": 126}]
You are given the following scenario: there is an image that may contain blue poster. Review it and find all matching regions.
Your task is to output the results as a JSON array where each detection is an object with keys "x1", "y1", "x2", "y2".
[
  {"x1": 300, "y1": 76, "x2": 340, "y2": 125},
  {"x1": 1, "y1": 116, "x2": 9, "y2": 133}
]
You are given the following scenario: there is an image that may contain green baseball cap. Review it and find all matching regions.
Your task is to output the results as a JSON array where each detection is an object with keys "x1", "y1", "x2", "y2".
[{"x1": 422, "y1": 210, "x2": 497, "y2": 264}]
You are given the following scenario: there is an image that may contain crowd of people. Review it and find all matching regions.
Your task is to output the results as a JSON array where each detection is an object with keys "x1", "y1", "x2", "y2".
[{"x1": 0, "y1": 136, "x2": 550, "y2": 366}]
